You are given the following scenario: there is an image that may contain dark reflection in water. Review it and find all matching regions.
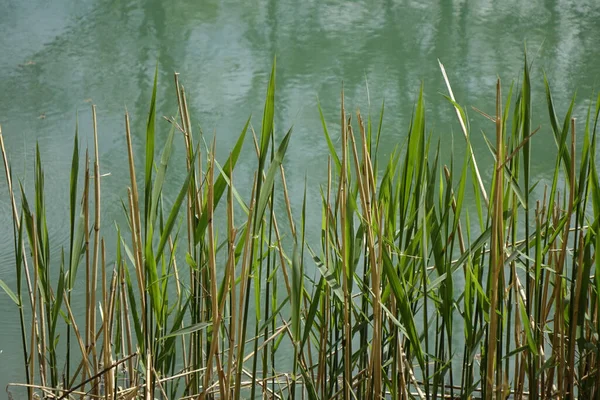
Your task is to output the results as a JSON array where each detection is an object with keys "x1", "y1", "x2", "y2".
[{"x1": 0, "y1": 0, "x2": 599, "y2": 389}]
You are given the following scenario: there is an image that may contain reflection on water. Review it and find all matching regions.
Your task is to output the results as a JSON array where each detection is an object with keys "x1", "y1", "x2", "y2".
[{"x1": 1, "y1": 0, "x2": 599, "y2": 389}]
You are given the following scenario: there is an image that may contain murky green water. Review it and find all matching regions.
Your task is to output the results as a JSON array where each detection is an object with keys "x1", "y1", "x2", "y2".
[{"x1": 1, "y1": 0, "x2": 599, "y2": 390}]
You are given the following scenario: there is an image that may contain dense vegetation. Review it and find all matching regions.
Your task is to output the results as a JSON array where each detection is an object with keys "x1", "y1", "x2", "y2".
[{"x1": 2, "y1": 57, "x2": 600, "y2": 399}]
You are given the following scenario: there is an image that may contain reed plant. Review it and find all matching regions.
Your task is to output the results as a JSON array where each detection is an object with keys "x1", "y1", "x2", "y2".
[{"x1": 1, "y1": 56, "x2": 600, "y2": 399}]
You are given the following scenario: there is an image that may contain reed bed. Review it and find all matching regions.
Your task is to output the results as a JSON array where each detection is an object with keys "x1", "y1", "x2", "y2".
[{"x1": 1, "y1": 57, "x2": 600, "y2": 399}]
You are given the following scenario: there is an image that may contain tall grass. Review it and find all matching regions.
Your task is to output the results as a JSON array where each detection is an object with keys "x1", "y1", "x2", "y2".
[{"x1": 1, "y1": 56, "x2": 600, "y2": 399}]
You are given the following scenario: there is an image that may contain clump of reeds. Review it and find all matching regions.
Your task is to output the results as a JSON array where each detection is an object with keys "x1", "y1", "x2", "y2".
[{"x1": 1, "y1": 56, "x2": 600, "y2": 400}]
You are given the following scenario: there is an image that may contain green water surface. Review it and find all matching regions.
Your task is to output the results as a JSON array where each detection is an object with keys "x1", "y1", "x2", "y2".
[{"x1": 1, "y1": 0, "x2": 599, "y2": 391}]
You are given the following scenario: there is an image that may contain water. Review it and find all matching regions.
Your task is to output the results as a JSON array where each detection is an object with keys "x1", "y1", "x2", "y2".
[{"x1": 1, "y1": 0, "x2": 599, "y2": 391}]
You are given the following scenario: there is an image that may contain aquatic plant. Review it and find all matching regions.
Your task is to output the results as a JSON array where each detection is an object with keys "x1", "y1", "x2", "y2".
[{"x1": 1, "y1": 56, "x2": 599, "y2": 399}]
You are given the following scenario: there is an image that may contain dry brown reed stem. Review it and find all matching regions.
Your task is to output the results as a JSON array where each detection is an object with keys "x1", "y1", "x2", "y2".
[
  {"x1": 540, "y1": 201, "x2": 556, "y2": 350},
  {"x1": 194, "y1": 369, "x2": 286, "y2": 400},
  {"x1": 357, "y1": 112, "x2": 376, "y2": 200},
  {"x1": 144, "y1": 349, "x2": 151, "y2": 400},
  {"x1": 124, "y1": 113, "x2": 146, "y2": 323},
  {"x1": 486, "y1": 78, "x2": 504, "y2": 400},
  {"x1": 83, "y1": 148, "x2": 91, "y2": 388},
  {"x1": 533, "y1": 201, "x2": 545, "y2": 398},
  {"x1": 29, "y1": 218, "x2": 39, "y2": 400},
  {"x1": 127, "y1": 186, "x2": 145, "y2": 391},
  {"x1": 512, "y1": 253, "x2": 528, "y2": 399},
  {"x1": 9, "y1": 383, "x2": 92, "y2": 399},
  {"x1": 180, "y1": 85, "x2": 193, "y2": 149},
  {"x1": 56, "y1": 353, "x2": 137, "y2": 400},
  {"x1": 152, "y1": 367, "x2": 169, "y2": 400},
  {"x1": 397, "y1": 334, "x2": 409, "y2": 399},
  {"x1": 177, "y1": 83, "x2": 205, "y2": 395},
  {"x1": 202, "y1": 139, "x2": 226, "y2": 400},
  {"x1": 163, "y1": 118, "x2": 185, "y2": 382},
  {"x1": 106, "y1": 266, "x2": 118, "y2": 341},
  {"x1": 499, "y1": 127, "x2": 541, "y2": 170},
  {"x1": 349, "y1": 113, "x2": 381, "y2": 398},
  {"x1": 174, "y1": 78, "x2": 195, "y2": 362},
  {"x1": 514, "y1": 298, "x2": 525, "y2": 397},
  {"x1": 66, "y1": 312, "x2": 111, "y2": 391},
  {"x1": 62, "y1": 288, "x2": 92, "y2": 383},
  {"x1": 101, "y1": 239, "x2": 114, "y2": 399},
  {"x1": 101, "y1": 238, "x2": 108, "y2": 392},
  {"x1": 570, "y1": 231, "x2": 585, "y2": 393},
  {"x1": 119, "y1": 260, "x2": 135, "y2": 388},
  {"x1": 543, "y1": 201, "x2": 561, "y2": 398},
  {"x1": 126, "y1": 188, "x2": 144, "y2": 322},
  {"x1": 547, "y1": 148, "x2": 574, "y2": 398},
  {"x1": 166, "y1": 232, "x2": 189, "y2": 389},
  {"x1": 226, "y1": 158, "x2": 238, "y2": 399},
  {"x1": 270, "y1": 209, "x2": 292, "y2": 302},
  {"x1": 562, "y1": 118, "x2": 577, "y2": 397},
  {"x1": 90, "y1": 104, "x2": 101, "y2": 394},
  {"x1": 233, "y1": 174, "x2": 257, "y2": 400},
  {"x1": 315, "y1": 156, "x2": 330, "y2": 396},
  {"x1": 179, "y1": 85, "x2": 202, "y2": 217},
  {"x1": 438, "y1": 59, "x2": 489, "y2": 207},
  {"x1": 174, "y1": 73, "x2": 190, "y2": 161},
  {"x1": 178, "y1": 95, "x2": 200, "y2": 387},
  {"x1": 242, "y1": 323, "x2": 291, "y2": 364},
  {"x1": 339, "y1": 88, "x2": 353, "y2": 400},
  {"x1": 278, "y1": 160, "x2": 316, "y2": 385},
  {"x1": 174, "y1": 77, "x2": 195, "y2": 261}
]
